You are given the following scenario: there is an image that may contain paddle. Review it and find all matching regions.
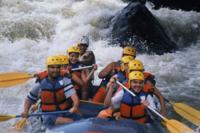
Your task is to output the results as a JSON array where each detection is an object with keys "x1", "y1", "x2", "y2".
[
  {"x1": 12, "y1": 118, "x2": 27, "y2": 131},
  {"x1": 165, "y1": 99, "x2": 200, "y2": 126},
  {"x1": 0, "y1": 72, "x2": 34, "y2": 88},
  {"x1": 116, "y1": 81, "x2": 194, "y2": 133},
  {"x1": 12, "y1": 100, "x2": 104, "y2": 130},
  {"x1": 71, "y1": 65, "x2": 93, "y2": 71},
  {"x1": 0, "y1": 65, "x2": 93, "y2": 88},
  {"x1": 12, "y1": 102, "x2": 40, "y2": 130},
  {"x1": 0, "y1": 110, "x2": 71, "y2": 122}
]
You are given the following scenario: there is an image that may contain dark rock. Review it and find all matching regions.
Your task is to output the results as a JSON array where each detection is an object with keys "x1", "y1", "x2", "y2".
[
  {"x1": 122, "y1": 0, "x2": 200, "y2": 12},
  {"x1": 110, "y1": 2, "x2": 177, "y2": 54},
  {"x1": 122, "y1": 0, "x2": 146, "y2": 4},
  {"x1": 148, "y1": 0, "x2": 200, "y2": 12}
]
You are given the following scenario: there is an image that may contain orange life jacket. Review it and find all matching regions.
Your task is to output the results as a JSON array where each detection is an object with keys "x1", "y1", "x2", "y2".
[
  {"x1": 120, "y1": 90, "x2": 149, "y2": 123},
  {"x1": 35, "y1": 71, "x2": 48, "y2": 82},
  {"x1": 92, "y1": 86, "x2": 106, "y2": 103},
  {"x1": 40, "y1": 78, "x2": 71, "y2": 112}
]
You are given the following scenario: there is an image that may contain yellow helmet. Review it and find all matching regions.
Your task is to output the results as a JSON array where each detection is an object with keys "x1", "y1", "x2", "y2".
[
  {"x1": 128, "y1": 59, "x2": 144, "y2": 71},
  {"x1": 120, "y1": 56, "x2": 134, "y2": 72},
  {"x1": 128, "y1": 71, "x2": 144, "y2": 88},
  {"x1": 129, "y1": 71, "x2": 144, "y2": 81},
  {"x1": 46, "y1": 56, "x2": 62, "y2": 67},
  {"x1": 121, "y1": 56, "x2": 134, "y2": 64},
  {"x1": 123, "y1": 46, "x2": 136, "y2": 57},
  {"x1": 67, "y1": 46, "x2": 80, "y2": 54},
  {"x1": 57, "y1": 55, "x2": 69, "y2": 65}
]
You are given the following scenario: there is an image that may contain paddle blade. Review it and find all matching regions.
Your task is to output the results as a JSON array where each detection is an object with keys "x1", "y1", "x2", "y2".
[
  {"x1": 0, "y1": 72, "x2": 33, "y2": 88},
  {"x1": 12, "y1": 118, "x2": 28, "y2": 130},
  {"x1": 164, "y1": 119, "x2": 193, "y2": 133},
  {"x1": 0, "y1": 115, "x2": 16, "y2": 122},
  {"x1": 172, "y1": 102, "x2": 200, "y2": 126},
  {"x1": 12, "y1": 102, "x2": 39, "y2": 130}
]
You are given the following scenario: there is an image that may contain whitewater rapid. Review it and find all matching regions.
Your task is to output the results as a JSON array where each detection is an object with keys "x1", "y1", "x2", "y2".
[{"x1": 0, "y1": 0, "x2": 200, "y2": 132}]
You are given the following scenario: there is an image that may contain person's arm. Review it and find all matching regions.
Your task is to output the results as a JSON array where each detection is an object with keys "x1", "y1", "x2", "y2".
[
  {"x1": 153, "y1": 86, "x2": 167, "y2": 117},
  {"x1": 72, "y1": 72, "x2": 84, "y2": 87},
  {"x1": 21, "y1": 98, "x2": 33, "y2": 118},
  {"x1": 111, "y1": 89, "x2": 124, "y2": 109},
  {"x1": 63, "y1": 78, "x2": 80, "y2": 113},
  {"x1": 80, "y1": 69, "x2": 89, "y2": 100},
  {"x1": 98, "y1": 62, "x2": 114, "y2": 79},
  {"x1": 104, "y1": 75, "x2": 118, "y2": 106},
  {"x1": 104, "y1": 85, "x2": 115, "y2": 106},
  {"x1": 145, "y1": 94, "x2": 156, "y2": 110},
  {"x1": 83, "y1": 64, "x2": 97, "y2": 84},
  {"x1": 21, "y1": 84, "x2": 40, "y2": 117},
  {"x1": 70, "y1": 93, "x2": 80, "y2": 113},
  {"x1": 146, "y1": 76, "x2": 167, "y2": 117},
  {"x1": 79, "y1": 64, "x2": 97, "y2": 100},
  {"x1": 80, "y1": 69, "x2": 88, "y2": 84}
]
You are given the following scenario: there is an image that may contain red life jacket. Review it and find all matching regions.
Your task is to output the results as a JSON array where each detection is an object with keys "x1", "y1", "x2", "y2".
[
  {"x1": 143, "y1": 72, "x2": 155, "y2": 93},
  {"x1": 120, "y1": 90, "x2": 149, "y2": 123},
  {"x1": 143, "y1": 82, "x2": 154, "y2": 93},
  {"x1": 40, "y1": 78, "x2": 71, "y2": 112}
]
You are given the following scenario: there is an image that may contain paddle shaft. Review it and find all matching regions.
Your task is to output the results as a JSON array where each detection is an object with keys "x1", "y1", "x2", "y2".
[
  {"x1": 0, "y1": 66, "x2": 93, "y2": 83},
  {"x1": 0, "y1": 76, "x2": 34, "y2": 82},
  {"x1": 15, "y1": 100, "x2": 100, "y2": 118},
  {"x1": 71, "y1": 65, "x2": 93, "y2": 71},
  {"x1": 16, "y1": 110, "x2": 71, "y2": 118}
]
